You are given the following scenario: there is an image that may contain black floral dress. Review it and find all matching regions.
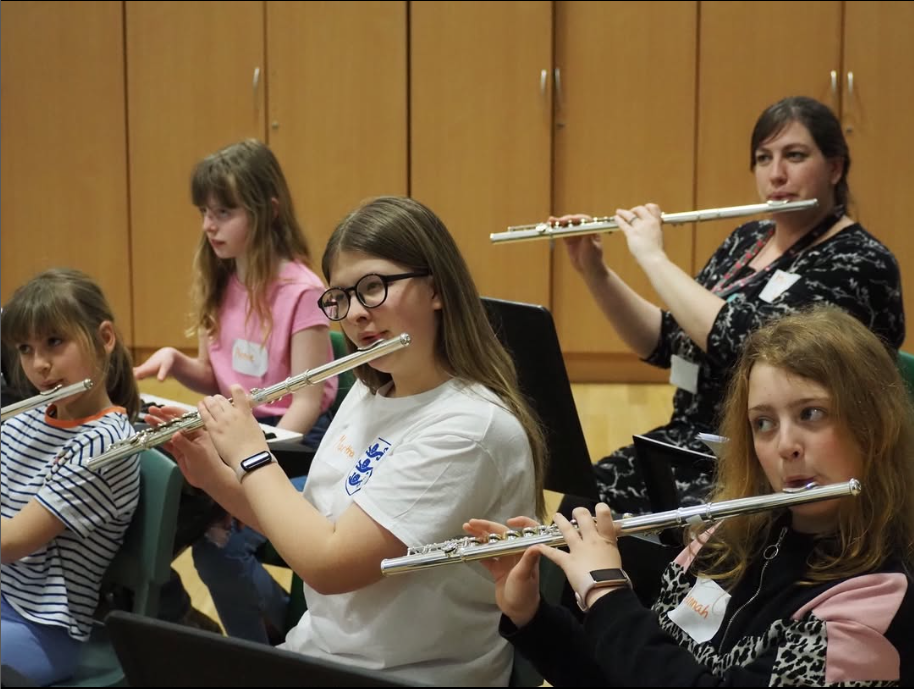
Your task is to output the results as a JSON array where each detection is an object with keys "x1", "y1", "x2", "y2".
[{"x1": 594, "y1": 220, "x2": 905, "y2": 514}]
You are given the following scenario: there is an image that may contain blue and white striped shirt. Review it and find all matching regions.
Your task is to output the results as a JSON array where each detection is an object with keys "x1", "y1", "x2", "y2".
[{"x1": 1, "y1": 405, "x2": 140, "y2": 641}]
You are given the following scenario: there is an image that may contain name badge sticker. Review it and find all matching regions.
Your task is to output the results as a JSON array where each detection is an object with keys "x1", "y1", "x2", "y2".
[
  {"x1": 232, "y1": 338, "x2": 269, "y2": 377},
  {"x1": 670, "y1": 355, "x2": 700, "y2": 395},
  {"x1": 758, "y1": 269, "x2": 801, "y2": 304},
  {"x1": 667, "y1": 577, "x2": 731, "y2": 643}
]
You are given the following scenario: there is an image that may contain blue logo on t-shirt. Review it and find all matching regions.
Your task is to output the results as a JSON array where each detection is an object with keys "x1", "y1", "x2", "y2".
[{"x1": 345, "y1": 437, "x2": 391, "y2": 495}]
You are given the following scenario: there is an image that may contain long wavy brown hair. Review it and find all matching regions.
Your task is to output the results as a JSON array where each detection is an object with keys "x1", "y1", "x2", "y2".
[
  {"x1": 322, "y1": 196, "x2": 548, "y2": 519},
  {"x1": 189, "y1": 139, "x2": 311, "y2": 339},
  {"x1": 693, "y1": 306, "x2": 914, "y2": 586}
]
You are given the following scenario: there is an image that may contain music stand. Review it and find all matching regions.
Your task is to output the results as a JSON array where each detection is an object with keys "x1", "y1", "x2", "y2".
[
  {"x1": 617, "y1": 434, "x2": 717, "y2": 598},
  {"x1": 106, "y1": 611, "x2": 424, "y2": 687},
  {"x1": 482, "y1": 297, "x2": 598, "y2": 501},
  {"x1": 632, "y1": 433, "x2": 716, "y2": 514}
]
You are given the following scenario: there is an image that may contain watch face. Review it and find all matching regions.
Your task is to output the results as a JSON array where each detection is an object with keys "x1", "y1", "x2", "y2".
[
  {"x1": 591, "y1": 568, "x2": 627, "y2": 584},
  {"x1": 241, "y1": 451, "x2": 274, "y2": 471}
]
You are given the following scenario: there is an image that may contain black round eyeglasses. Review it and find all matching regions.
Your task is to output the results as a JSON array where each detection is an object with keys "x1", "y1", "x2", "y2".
[{"x1": 317, "y1": 271, "x2": 431, "y2": 321}]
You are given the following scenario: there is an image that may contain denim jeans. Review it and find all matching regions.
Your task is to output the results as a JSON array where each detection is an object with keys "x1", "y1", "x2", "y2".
[
  {"x1": 179, "y1": 410, "x2": 330, "y2": 642},
  {"x1": 192, "y1": 474, "x2": 308, "y2": 643},
  {"x1": 1, "y1": 595, "x2": 81, "y2": 686}
]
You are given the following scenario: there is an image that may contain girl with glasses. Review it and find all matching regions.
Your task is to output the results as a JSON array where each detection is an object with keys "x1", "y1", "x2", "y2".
[
  {"x1": 135, "y1": 140, "x2": 336, "y2": 644},
  {"x1": 317, "y1": 271, "x2": 430, "y2": 321},
  {"x1": 149, "y1": 196, "x2": 547, "y2": 685}
]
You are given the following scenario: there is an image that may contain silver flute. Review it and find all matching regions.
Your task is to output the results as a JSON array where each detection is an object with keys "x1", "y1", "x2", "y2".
[
  {"x1": 490, "y1": 199, "x2": 819, "y2": 244},
  {"x1": 380, "y1": 479, "x2": 861, "y2": 576},
  {"x1": 86, "y1": 333, "x2": 411, "y2": 470},
  {"x1": 1, "y1": 379, "x2": 94, "y2": 422}
]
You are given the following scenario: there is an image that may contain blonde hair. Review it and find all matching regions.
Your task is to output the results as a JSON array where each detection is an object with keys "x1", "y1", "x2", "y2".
[
  {"x1": 694, "y1": 306, "x2": 914, "y2": 585},
  {"x1": 322, "y1": 196, "x2": 548, "y2": 519},
  {"x1": 2, "y1": 268, "x2": 140, "y2": 420},
  {"x1": 189, "y1": 139, "x2": 311, "y2": 339}
]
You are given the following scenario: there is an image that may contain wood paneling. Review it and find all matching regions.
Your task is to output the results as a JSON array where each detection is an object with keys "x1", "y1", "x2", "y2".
[
  {"x1": 4, "y1": 1, "x2": 910, "y2": 374},
  {"x1": 266, "y1": 1, "x2": 408, "y2": 267},
  {"x1": 1, "y1": 1, "x2": 131, "y2": 339},
  {"x1": 694, "y1": 1, "x2": 842, "y2": 265},
  {"x1": 126, "y1": 0, "x2": 266, "y2": 348},
  {"x1": 843, "y1": 1, "x2": 914, "y2": 348},
  {"x1": 410, "y1": 1, "x2": 553, "y2": 306},
  {"x1": 553, "y1": 1, "x2": 698, "y2": 366}
]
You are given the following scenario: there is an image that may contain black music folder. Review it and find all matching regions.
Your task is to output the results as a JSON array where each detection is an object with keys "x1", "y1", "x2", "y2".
[
  {"x1": 106, "y1": 611, "x2": 423, "y2": 687},
  {"x1": 632, "y1": 434, "x2": 717, "y2": 514}
]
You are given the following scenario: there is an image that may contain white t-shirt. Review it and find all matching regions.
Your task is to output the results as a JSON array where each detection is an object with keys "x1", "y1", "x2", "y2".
[{"x1": 282, "y1": 378, "x2": 536, "y2": 686}]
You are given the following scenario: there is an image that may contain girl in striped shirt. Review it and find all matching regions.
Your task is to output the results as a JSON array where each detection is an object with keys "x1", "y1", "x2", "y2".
[{"x1": 1, "y1": 268, "x2": 141, "y2": 685}]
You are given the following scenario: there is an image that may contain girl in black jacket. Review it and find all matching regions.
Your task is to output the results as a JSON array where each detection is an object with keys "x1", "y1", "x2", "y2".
[{"x1": 468, "y1": 305, "x2": 914, "y2": 686}]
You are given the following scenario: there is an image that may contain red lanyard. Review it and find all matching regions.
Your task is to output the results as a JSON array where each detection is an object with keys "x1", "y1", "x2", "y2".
[
  {"x1": 712, "y1": 207, "x2": 842, "y2": 299},
  {"x1": 712, "y1": 228, "x2": 774, "y2": 297}
]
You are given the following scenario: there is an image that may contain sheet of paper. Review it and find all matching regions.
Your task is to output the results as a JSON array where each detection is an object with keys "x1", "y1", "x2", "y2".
[{"x1": 140, "y1": 393, "x2": 303, "y2": 443}]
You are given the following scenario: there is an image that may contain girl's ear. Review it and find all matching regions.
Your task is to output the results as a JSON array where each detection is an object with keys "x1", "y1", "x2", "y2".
[
  {"x1": 271, "y1": 197, "x2": 280, "y2": 220},
  {"x1": 98, "y1": 321, "x2": 116, "y2": 355},
  {"x1": 430, "y1": 278, "x2": 443, "y2": 311}
]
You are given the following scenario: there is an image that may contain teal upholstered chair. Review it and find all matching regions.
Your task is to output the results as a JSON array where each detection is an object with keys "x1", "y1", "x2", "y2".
[{"x1": 56, "y1": 449, "x2": 183, "y2": 687}]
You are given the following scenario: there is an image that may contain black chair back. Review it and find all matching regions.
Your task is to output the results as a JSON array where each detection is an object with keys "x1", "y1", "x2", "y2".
[{"x1": 482, "y1": 297, "x2": 598, "y2": 501}]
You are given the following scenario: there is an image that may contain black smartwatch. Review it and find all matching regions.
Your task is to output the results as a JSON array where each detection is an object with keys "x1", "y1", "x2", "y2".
[
  {"x1": 235, "y1": 450, "x2": 276, "y2": 483},
  {"x1": 574, "y1": 568, "x2": 632, "y2": 612}
]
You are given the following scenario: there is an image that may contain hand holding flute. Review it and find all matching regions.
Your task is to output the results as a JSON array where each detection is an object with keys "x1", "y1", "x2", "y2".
[
  {"x1": 142, "y1": 384, "x2": 283, "y2": 496},
  {"x1": 551, "y1": 212, "x2": 607, "y2": 280},
  {"x1": 465, "y1": 505, "x2": 626, "y2": 627},
  {"x1": 462, "y1": 515, "x2": 549, "y2": 629},
  {"x1": 144, "y1": 402, "x2": 230, "y2": 492},
  {"x1": 496, "y1": 199, "x2": 820, "y2": 244},
  {"x1": 455, "y1": 479, "x2": 862, "y2": 623},
  {"x1": 556, "y1": 204, "x2": 669, "y2": 279},
  {"x1": 88, "y1": 334, "x2": 411, "y2": 469},
  {"x1": 195, "y1": 382, "x2": 277, "y2": 478}
]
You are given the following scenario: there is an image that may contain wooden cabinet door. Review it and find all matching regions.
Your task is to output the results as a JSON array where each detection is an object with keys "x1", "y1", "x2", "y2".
[
  {"x1": 694, "y1": 1, "x2": 842, "y2": 267},
  {"x1": 126, "y1": 0, "x2": 265, "y2": 349},
  {"x1": 552, "y1": 0, "x2": 698, "y2": 381},
  {"x1": 0, "y1": 1, "x2": 132, "y2": 340},
  {"x1": 410, "y1": 1, "x2": 553, "y2": 306},
  {"x1": 266, "y1": 1, "x2": 408, "y2": 267},
  {"x1": 842, "y1": 0, "x2": 914, "y2": 348}
]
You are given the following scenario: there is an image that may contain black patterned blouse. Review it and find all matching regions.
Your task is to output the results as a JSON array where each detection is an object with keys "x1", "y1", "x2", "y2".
[{"x1": 594, "y1": 220, "x2": 905, "y2": 514}]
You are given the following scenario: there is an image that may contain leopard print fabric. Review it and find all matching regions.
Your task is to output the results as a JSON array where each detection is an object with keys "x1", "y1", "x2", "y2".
[{"x1": 652, "y1": 565, "x2": 898, "y2": 687}]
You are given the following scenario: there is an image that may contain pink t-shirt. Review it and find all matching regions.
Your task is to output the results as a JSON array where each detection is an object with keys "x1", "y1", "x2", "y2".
[{"x1": 207, "y1": 261, "x2": 338, "y2": 420}]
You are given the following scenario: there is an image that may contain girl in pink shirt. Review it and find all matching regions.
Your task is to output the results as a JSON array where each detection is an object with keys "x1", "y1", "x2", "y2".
[{"x1": 135, "y1": 140, "x2": 336, "y2": 644}]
